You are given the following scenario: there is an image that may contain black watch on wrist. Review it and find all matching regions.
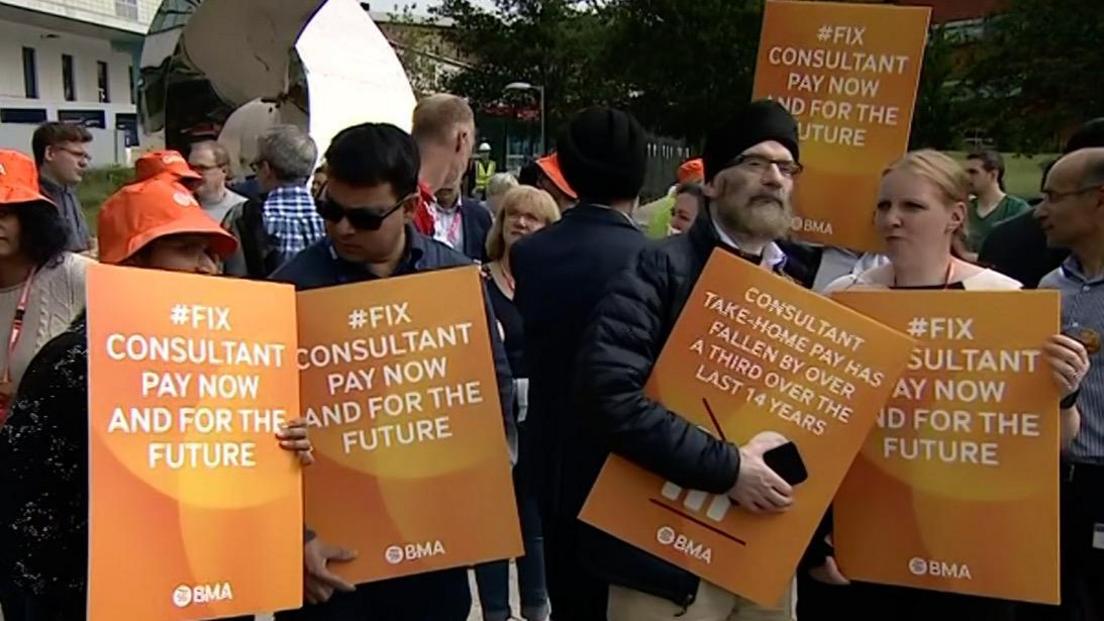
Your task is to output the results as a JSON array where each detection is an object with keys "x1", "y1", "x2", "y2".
[{"x1": 1060, "y1": 388, "x2": 1081, "y2": 410}]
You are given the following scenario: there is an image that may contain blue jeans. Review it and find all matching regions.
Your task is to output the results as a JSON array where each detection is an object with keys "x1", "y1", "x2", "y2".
[{"x1": 474, "y1": 423, "x2": 549, "y2": 621}]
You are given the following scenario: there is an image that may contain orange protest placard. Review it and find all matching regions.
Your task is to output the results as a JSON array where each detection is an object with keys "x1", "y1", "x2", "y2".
[
  {"x1": 297, "y1": 266, "x2": 521, "y2": 583},
  {"x1": 751, "y1": 0, "x2": 930, "y2": 251},
  {"x1": 831, "y1": 291, "x2": 1061, "y2": 604},
  {"x1": 580, "y1": 250, "x2": 914, "y2": 605},
  {"x1": 87, "y1": 263, "x2": 302, "y2": 620}
]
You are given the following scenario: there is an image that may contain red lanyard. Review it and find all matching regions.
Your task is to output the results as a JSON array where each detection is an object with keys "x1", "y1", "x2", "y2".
[{"x1": 3, "y1": 269, "x2": 36, "y2": 385}]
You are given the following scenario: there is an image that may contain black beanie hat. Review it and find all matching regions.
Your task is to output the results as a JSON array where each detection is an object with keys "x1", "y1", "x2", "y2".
[
  {"x1": 557, "y1": 107, "x2": 647, "y2": 203},
  {"x1": 1064, "y1": 118, "x2": 1104, "y2": 153},
  {"x1": 703, "y1": 100, "x2": 800, "y2": 182}
]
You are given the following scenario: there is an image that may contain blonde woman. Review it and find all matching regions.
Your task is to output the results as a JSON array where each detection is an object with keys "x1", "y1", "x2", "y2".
[
  {"x1": 801, "y1": 150, "x2": 1088, "y2": 620},
  {"x1": 474, "y1": 185, "x2": 560, "y2": 621}
]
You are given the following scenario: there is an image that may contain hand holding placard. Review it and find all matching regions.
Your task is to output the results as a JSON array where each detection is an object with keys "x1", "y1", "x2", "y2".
[
  {"x1": 730, "y1": 432, "x2": 794, "y2": 513},
  {"x1": 304, "y1": 538, "x2": 358, "y2": 605},
  {"x1": 297, "y1": 266, "x2": 521, "y2": 584},
  {"x1": 580, "y1": 250, "x2": 914, "y2": 605}
]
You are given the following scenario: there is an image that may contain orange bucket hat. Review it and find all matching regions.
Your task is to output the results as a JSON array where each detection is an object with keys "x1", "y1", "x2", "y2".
[
  {"x1": 677, "y1": 158, "x2": 704, "y2": 184},
  {"x1": 97, "y1": 178, "x2": 237, "y2": 264},
  {"x1": 134, "y1": 150, "x2": 202, "y2": 184},
  {"x1": 0, "y1": 149, "x2": 53, "y2": 206},
  {"x1": 535, "y1": 153, "x2": 577, "y2": 199}
]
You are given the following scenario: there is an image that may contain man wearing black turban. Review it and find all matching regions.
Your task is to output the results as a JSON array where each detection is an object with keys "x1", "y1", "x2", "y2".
[
  {"x1": 511, "y1": 106, "x2": 650, "y2": 620},
  {"x1": 570, "y1": 100, "x2": 809, "y2": 621}
]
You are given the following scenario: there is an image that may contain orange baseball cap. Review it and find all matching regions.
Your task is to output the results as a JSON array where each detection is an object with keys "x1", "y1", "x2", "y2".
[
  {"x1": 97, "y1": 178, "x2": 238, "y2": 264},
  {"x1": 0, "y1": 149, "x2": 53, "y2": 206},
  {"x1": 536, "y1": 153, "x2": 577, "y2": 199},
  {"x1": 677, "y1": 158, "x2": 704, "y2": 184},
  {"x1": 134, "y1": 150, "x2": 202, "y2": 184}
]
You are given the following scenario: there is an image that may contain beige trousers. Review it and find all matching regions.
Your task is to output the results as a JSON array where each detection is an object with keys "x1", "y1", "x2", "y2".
[{"x1": 607, "y1": 580, "x2": 794, "y2": 621}]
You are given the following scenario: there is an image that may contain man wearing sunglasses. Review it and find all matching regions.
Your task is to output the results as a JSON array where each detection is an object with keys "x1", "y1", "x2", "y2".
[
  {"x1": 271, "y1": 122, "x2": 515, "y2": 621},
  {"x1": 32, "y1": 122, "x2": 93, "y2": 253}
]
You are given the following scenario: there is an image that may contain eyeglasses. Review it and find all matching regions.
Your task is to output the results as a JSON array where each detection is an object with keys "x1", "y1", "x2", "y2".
[
  {"x1": 1041, "y1": 185, "x2": 1101, "y2": 203},
  {"x1": 726, "y1": 154, "x2": 803, "y2": 178},
  {"x1": 54, "y1": 146, "x2": 91, "y2": 163},
  {"x1": 316, "y1": 194, "x2": 413, "y2": 230},
  {"x1": 249, "y1": 159, "x2": 264, "y2": 173}
]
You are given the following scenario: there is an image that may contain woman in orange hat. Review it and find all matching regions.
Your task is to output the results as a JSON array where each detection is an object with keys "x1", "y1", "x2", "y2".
[
  {"x1": 0, "y1": 149, "x2": 90, "y2": 428},
  {"x1": 0, "y1": 178, "x2": 311, "y2": 620}
]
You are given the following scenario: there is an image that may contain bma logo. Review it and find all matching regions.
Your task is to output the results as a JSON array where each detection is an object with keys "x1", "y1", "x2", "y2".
[
  {"x1": 172, "y1": 582, "x2": 234, "y2": 608},
  {"x1": 384, "y1": 540, "x2": 447, "y2": 565},
  {"x1": 656, "y1": 526, "x2": 713, "y2": 565},
  {"x1": 908, "y1": 556, "x2": 973, "y2": 580}
]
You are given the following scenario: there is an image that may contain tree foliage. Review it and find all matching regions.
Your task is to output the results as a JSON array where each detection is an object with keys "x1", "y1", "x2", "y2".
[
  {"x1": 435, "y1": 0, "x2": 1102, "y2": 152},
  {"x1": 966, "y1": 0, "x2": 1104, "y2": 151},
  {"x1": 600, "y1": 0, "x2": 764, "y2": 144},
  {"x1": 432, "y1": 0, "x2": 622, "y2": 138},
  {"x1": 908, "y1": 25, "x2": 962, "y2": 150}
]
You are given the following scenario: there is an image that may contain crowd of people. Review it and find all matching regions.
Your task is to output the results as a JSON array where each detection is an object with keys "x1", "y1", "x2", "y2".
[{"x1": 0, "y1": 93, "x2": 1099, "y2": 621}]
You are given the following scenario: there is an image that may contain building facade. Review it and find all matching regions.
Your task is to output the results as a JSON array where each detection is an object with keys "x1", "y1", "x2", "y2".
[{"x1": 0, "y1": 0, "x2": 162, "y2": 150}]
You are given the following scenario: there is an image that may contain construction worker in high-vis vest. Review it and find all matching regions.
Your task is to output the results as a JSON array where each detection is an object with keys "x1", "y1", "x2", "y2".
[{"x1": 473, "y1": 142, "x2": 495, "y2": 198}]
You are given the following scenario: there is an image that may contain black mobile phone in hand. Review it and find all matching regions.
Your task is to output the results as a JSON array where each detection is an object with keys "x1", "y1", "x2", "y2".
[{"x1": 763, "y1": 441, "x2": 809, "y2": 486}]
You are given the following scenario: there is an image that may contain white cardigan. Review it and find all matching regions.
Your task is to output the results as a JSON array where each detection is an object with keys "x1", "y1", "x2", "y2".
[{"x1": 825, "y1": 266, "x2": 1023, "y2": 293}]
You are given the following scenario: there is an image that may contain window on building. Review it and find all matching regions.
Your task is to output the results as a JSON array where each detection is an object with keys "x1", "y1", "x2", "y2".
[
  {"x1": 58, "y1": 109, "x2": 106, "y2": 129},
  {"x1": 128, "y1": 65, "x2": 134, "y2": 103},
  {"x1": 21, "y1": 47, "x2": 37, "y2": 99},
  {"x1": 0, "y1": 108, "x2": 47, "y2": 124},
  {"x1": 115, "y1": 0, "x2": 138, "y2": 20},
  {"x1": 62, "y1": 54, "x2": 75, "y2": 101},
  {"x1": 97, "y1": 61, "x2": 110, "y2": 103}
]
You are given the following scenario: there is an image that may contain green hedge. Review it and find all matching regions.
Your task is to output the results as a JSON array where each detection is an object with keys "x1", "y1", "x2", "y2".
[{"x1": 77, "y1": 166, "x2": 134, "y2": 234}]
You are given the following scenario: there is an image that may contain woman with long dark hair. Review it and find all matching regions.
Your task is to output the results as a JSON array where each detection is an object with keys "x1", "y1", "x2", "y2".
[
  {"x1": 0, "y1": 149, "x2": 90, "y2": 618},
  {"x1": 0, "y1": 149, "x2": 89, "y2": 424}
]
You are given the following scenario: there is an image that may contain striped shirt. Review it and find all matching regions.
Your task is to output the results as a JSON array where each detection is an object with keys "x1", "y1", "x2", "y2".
[
  {"x1": 1041, "y1": 256, "x2": 1104, "y2": 464},
  {"x1": 262, "y1": 184, "x2": 326, "y2": 266}
]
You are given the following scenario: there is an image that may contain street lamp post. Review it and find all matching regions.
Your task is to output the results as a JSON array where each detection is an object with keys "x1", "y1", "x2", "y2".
[{"x1": 504, "y1": 81, "x2": 545, "y2": 158}]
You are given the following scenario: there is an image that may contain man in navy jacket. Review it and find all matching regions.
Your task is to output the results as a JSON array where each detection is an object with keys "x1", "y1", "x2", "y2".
[
  {"x1": 273, "y1": 121, "x2": 514, "y2": 621},
  {"x1": 511, "y1": 106, "x2": 650, "y2": 620}
]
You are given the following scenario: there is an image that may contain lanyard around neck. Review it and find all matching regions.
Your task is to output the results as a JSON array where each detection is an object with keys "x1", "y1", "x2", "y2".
[{"x1": 3, "y1": 268, "x2": 37, "y2": 383}]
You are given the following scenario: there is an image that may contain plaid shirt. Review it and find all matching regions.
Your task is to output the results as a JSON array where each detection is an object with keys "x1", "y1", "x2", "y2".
[{"x1": 263, "y1": 184, "x2": 326, "y2": 266}]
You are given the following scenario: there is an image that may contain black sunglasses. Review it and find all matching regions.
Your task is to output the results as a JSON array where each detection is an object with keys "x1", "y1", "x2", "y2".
[{"x1": 316, "y1": 194, "x2": 412, "y2": 231}]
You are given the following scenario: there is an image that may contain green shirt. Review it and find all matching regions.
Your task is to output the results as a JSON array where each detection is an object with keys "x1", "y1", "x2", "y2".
[{"x1": 967, "y1": 194, "x2": 1032, "y2": 252}]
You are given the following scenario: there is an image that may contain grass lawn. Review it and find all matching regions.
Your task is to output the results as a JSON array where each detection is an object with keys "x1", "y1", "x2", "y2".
[
  {"x1": 77, "y1": 166, "x2": 134, "y2": 234},
  {"x1": 946, "y1": 151, "x2": 1056, "y2": 201}
]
